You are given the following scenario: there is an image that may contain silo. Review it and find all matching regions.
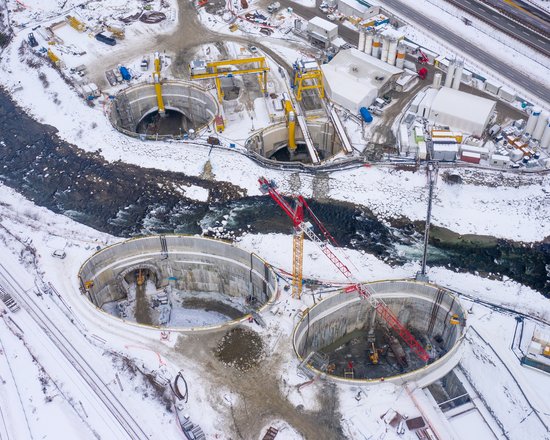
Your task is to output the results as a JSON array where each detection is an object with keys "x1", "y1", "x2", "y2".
[
  {"x1": 395, "y1": 45, "x2": 406, "y2": 68},
  {"x1": 432, "y1": 72, "x2": 442, "y2": 89},
  {"x1": 365, "y1": 31, "x2": 374, "y2": 54},
  {"x1": 452, "y1": 60, "x2": 463, "y2": 90},
  {"x1": 525, "y1": 108, "x2": 541, "y2": 135},
  {"x1": 380, "y1": 37, "x2": 389, "y2": 62},
  {"x1": 387, "y1": 38, "x2": 398, "y2": 65},
  {"x1": 539, "y1": 117, "x2": 550, "y2": 149},
  {"x1": 358, "y1": 30, "x2": 366, "y2": 53},
  {"x1": 372, "y1": 35, "x2": 381, "y2": 58},
  {"x1": 533, "y1": 110, "x2": 549, "y2": 140},
  {"x1": 444, "y1": 60, "x2": 455, "y2": 88}
]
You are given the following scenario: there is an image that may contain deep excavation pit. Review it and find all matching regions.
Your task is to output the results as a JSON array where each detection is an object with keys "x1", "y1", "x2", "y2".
[
  {"x1": 78, "y1": 235, "x2": 277, "y2": 330},
  {"x1": 294, "y1": 281, "x2": 466, "y2": 382},
  {"x1": 246, "y1": 121, "x2": 345, "y2": 164},
  {"x1": 109, "y1": 80, "x2": 218, "y2": 139}
]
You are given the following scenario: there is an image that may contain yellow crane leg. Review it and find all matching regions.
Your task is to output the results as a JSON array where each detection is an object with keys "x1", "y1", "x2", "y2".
[
  {"x1": 288, "y1": 111, "x2": 297, "y2": 151},
  {"x1": 214, "y1": 77, "x2": 224, "y2": 103},
  {"x1": 154, "y1": 82, "x2": 165, "y2": 115},
  {"x1": 292, "y1": 229, "x2": 304, "y2": 299}
]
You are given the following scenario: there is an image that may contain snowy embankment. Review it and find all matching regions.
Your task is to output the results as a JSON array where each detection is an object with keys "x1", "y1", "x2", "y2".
[{"x1": 1, "y1": 37, "x2": 548, "y2": 243}]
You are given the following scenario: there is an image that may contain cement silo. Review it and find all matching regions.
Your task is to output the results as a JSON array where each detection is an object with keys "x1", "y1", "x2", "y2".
[
  {"x1": 387, "y1": 38, "x2": 398, "y2": 65},
  {"x1": 533, "y1": 110, "x2": 549, "y2": 140},
  {"x1": 539, "y1": 117, "x2": 550, "y2": 149},
  {"x1": 380, "y1": 37, "x2": 389, "y2": 62},
  {"x1": 452, "y1": 60, "x2": 463, "y2": 90},
  {"x1": 395, "y1": 45, "x2": 406, "y2": 68},
  {"x1": 525, "y1": 108, "x2": 541, "y2": 135},
  {"x1": 432, "y1": 72, "x2": 442, "y2": 89},
  {"x1": 358, "y1": 30, "x2": 366, "y2": 53},
  {"x1": 444, "y1": 60, "x2": 455, "y2": 88},
  {"x1": 365, "y1": 31, "x2": 374, "y2": 54},
  {"x1": 372, "y1": 35, "x2": 381, "y2": 58}
]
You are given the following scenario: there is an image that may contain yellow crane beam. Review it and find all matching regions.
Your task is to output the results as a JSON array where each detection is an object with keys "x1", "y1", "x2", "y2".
[
  {"x1": 292, "y1": 229, "x2": 304, "y2": 299},
  {"x1": 190, "y1": 57, "x2": 270, "y2": 103}
]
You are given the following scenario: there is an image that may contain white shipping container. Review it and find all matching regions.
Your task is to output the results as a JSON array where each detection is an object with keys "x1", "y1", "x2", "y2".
[{"x1": 418, "y1": 141, "x2": 427, "y2": 160}]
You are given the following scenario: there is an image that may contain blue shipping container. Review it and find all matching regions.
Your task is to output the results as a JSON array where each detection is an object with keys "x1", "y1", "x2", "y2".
[
  {"x1": 360, "y1": 107, "x2": 373, "y2": 123},
  {"x1": 119, "y1": 66, "x2": 131, "y2": 81}
]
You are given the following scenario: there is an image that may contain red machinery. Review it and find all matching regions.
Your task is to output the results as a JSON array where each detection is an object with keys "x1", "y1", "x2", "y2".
[
  {"x1": 259, "y1": 177, "x2": 430, "y2": 363},
  {"x1": 417, "y1": 48, "x2": 429, "y2": 64},
  {"x1": 418, "y1": 67, "x2": 428, "y2": 80}
]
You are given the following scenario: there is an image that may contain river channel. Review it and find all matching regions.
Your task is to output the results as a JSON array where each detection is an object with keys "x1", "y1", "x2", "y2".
[{"x1": 0, "y1": 89, "x2": 548, "y2": 295}]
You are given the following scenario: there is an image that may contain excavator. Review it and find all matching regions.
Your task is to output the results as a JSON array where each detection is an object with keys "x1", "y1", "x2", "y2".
[
  {"x1": 152, "y1": 52, "x2": 166, "y2": 117},
  {"x1": 369, "y1": 342, "x2": 381, "y2": 365}
]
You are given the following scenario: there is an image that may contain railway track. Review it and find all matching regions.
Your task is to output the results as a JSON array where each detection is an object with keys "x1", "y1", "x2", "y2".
[{"x1": 0, "y1": 264, "x2": 149, "y2": 440}]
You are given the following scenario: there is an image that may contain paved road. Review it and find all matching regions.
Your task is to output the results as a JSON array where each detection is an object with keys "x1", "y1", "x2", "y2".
[
  {"x1": 382, "y1": 0, "x2": 550, "y2": 103},
  {"x1": 482, "y1": 0, "x2": 550, "y2": 35},
  {"x1": 280, "y1": 0, "x2": 549, "y2": 103},
  {"x1": 451, "y1": 0, "x2": 550, "y2": 55}
]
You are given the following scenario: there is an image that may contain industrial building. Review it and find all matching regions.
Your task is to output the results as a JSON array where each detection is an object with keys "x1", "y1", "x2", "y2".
[
  {"x1": 425, "y1": 87, "x2": 496, "y2": 137},
  {"x1": 306, "y1": 16, "x2": 338, "y2": 48},
  {"x1": 321, "y1": 48, "x2": 402, "y2": 113}
]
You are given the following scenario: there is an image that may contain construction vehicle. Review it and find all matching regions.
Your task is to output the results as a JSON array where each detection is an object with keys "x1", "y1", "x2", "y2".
[
  {"x1": 153, "y1": 52, "x2": 166, "y2": 116},
  {"x1": 47, "y1": 48, "x2": 61, "y2": 65},
  {"x1": 449, "y1": 313, "x2": 461, "y2": 325},
  {"x1": 258, "y1": 177, "x2": 430, "y2": 363},
  {"x1": 417, "y1": 48, "x2": 429, "y2": 64},
  {"x1": 369, "y1": 342, "x2": 380, "y2": 364},
  {"x1": 418, "y1": 67, "x2": 428, "y2": 80},
  {"x1": 267, "y1": 1, "x2": 280, "y2": 12},
  {"x1": 190, "y1": 57, "x2": 269, "y2": 103},
  {"x1": 27, "y1": 32, "x2": 38, "y2": 47},
  {"x1": 137, "y1": 269, "x2": 145, "y2": 286},
  {"x1": 67, "y1": 15, "x2": 85, "y2": 32}
]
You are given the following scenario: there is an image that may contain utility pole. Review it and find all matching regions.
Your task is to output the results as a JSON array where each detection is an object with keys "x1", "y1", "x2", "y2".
[{"x1": 417, "y1": 161, "x2": 437, "y2": 282}]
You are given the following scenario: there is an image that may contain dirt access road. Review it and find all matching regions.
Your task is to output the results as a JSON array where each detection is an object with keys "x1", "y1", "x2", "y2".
[{"x1": 91, "y1": 0, "x2": 300, "y2": 88}]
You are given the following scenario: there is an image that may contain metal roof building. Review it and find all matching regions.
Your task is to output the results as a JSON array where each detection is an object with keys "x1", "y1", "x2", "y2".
[
  {"x1": 428, "y1": 87, "x2": 496, "y2": 136},
  {"x1": 321, "y1": 48, "x2": 402, "y2": 113}
]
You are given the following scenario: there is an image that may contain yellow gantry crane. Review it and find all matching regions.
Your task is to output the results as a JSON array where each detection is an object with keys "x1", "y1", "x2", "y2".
[
  {"x1": 190, "y1": 57, "x2": 269, "y2": 103},
  {"x1": 292, "y1": 59, "x2": 324, "y2": 101},
  {"x1": 153, "y1": 52, "x2": 166, "y2": 116}
]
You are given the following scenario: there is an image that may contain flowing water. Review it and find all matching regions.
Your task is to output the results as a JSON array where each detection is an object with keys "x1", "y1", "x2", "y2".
[{"x1": 0, "y1": 89, "x2": 548, "y2": 295}]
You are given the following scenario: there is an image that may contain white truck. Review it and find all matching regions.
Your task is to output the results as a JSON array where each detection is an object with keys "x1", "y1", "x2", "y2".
[{"x1": 267, "y1": 1, "x2": 280, "y2": 12}]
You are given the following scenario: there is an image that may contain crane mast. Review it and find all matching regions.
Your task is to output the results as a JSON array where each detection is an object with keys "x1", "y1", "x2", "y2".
[{"x1": 259, "y1": 177, "x2": 430, "y2": 363}]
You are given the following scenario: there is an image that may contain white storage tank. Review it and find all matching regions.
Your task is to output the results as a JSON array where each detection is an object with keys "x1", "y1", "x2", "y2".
[
  {"x1": 533, "y1": 111, "x2": 549, "y2": 140},
  {"x1": 524, "y1": 108, "x2": 539, "y2": 134},
  {"x1": 387, "y1": 38, "x2": 398, "y2": 66},
  {"x1": 418, "y1": 141, "x2": 427, "y2": 160},
  {"x1": 540, "y1": 117, "x2": 550, "y2": 150},
  {"x1": 358, "y1": 30, "x2": 366, "y2": 53},
  {"x1": 432, "y1": 72, "x2": 442, "y2": 89},
  {"x1": 372, "y1": 35, "x2": 381, "y2": 58},
  {"x1": 395, "y1": 44, "x2": 406, "y2": 69},
  {"x1": 365, "y1": 31, "x2": 374, "y2": 54},
  {"x1": 380, "y1": 37, "x2": 389, "y2": 62},
  {"x1": 451, "y1": 60, "x2": 463, "y2": 90},
  {"x1": 444, "y1": 60, "x2": 455, "y2": 88}
]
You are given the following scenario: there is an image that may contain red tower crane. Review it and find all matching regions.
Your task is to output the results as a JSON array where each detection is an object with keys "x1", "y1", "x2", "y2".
[{"x1": 259, "y1": 177, "x2": 430, "y2": 363}]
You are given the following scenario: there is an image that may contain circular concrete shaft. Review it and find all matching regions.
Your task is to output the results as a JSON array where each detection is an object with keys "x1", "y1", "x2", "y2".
[
  {"x1": 79, "y1": 235, "x2": 277, "y2": 331},
  {"x1": 109, "y1": 81, "x2": 218, "y2": 140},
  {"x1": 294, "y1": 280, "x2": 466, "y2": 383}
]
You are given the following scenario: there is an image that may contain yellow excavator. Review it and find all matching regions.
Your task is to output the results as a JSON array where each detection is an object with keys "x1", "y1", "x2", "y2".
[
  {"x1": 369, "y1": 342, "x2": 379, "y2": 364},
  {"x1": 152, "y1": 52, "x2": 166, "y2": 116}
]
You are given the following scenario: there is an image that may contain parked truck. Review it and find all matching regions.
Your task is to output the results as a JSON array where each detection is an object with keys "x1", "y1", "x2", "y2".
[
  {"x1": 119, "y1": 66, "x2": 131, "y2": 81},
  {"x1": 95, "y1": 33, "x2": 116, "y2": 46},
  {"x1": 267, "y1": 1, "x2": 280, "y2": 12}
]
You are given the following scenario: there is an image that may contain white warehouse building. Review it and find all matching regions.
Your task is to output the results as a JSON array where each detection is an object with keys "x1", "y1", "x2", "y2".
[
  {"x1": 427, "y1": 87, "x2": 496, "y2": 136},
  {"x1": 321, "y1": 48, "x2": 402, "y2": 113}
]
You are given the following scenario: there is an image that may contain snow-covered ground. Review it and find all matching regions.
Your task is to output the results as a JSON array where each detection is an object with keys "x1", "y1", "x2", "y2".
[{"x1": 1, "y1": 0, "x2": 549, "y2": 438}]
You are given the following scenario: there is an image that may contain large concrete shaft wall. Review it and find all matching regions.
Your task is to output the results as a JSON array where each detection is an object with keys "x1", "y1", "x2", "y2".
[
  {"x1": 79, "y1": 236, "x2": 277, "y2": 315},
  {"x1": 293, "y1": 280, "x2": 466, "y2": 383},
  {"x1": 246, "y1": 122, "x2": 343, "y2": 159},
  {"x1": 110, "y1": 81, "x2": 218, "y2": 133}
]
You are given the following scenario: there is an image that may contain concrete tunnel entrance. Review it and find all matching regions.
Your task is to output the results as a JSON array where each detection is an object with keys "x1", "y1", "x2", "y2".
[
  {"x1": 78, "y1": 235, "x2": 278, "y2": 331},
  {"x1": 293, "y1": 281, "x2": 466, "y2": 382}
]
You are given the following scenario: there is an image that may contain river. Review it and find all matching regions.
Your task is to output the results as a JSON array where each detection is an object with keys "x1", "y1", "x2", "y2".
[{"x1": 0, "y1": 89, "x2": 548, "y2": 295}]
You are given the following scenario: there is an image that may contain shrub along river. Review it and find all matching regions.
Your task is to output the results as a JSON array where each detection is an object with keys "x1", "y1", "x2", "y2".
[{"x1": 0, "y1": 89, "x2": 548, "y2": 295}]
